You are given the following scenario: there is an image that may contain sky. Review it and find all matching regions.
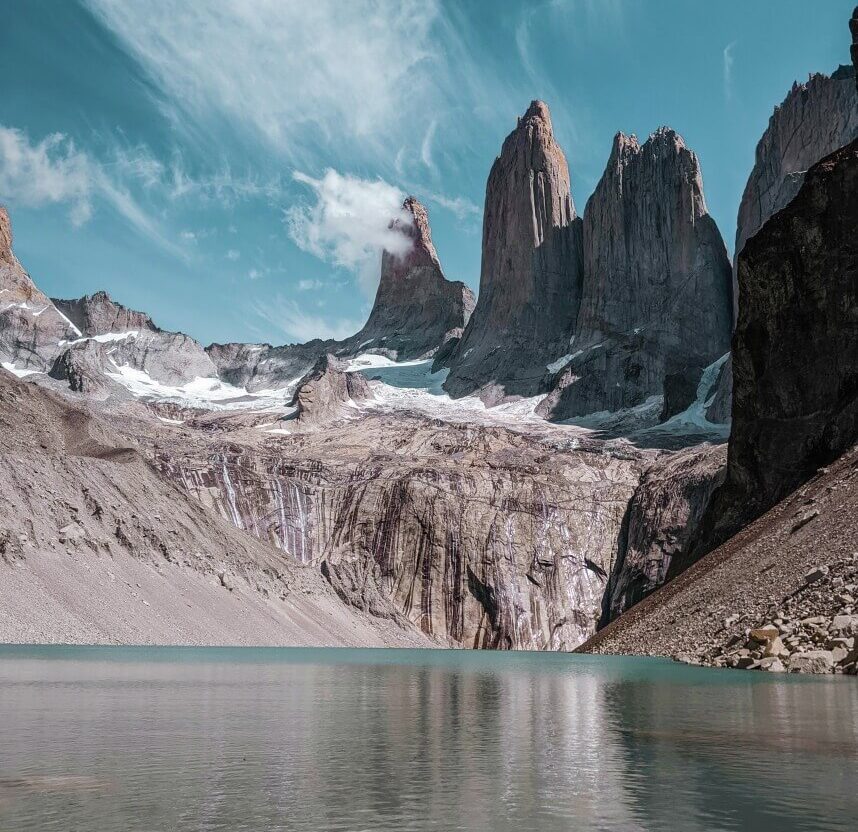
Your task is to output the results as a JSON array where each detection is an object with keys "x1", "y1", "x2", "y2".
[{"x1": 0, "y1": 0, "x2": 854, "y2": 347}]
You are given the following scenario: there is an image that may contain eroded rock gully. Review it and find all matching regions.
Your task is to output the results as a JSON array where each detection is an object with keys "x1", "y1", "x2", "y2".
[{"x1": 152, "y1": 415, "x2": 647, "y2": 650}]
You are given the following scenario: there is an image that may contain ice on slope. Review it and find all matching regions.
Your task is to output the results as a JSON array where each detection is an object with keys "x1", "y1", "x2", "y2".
[
  {"x1": 60, "y1": 330, "x2": 139, "y2": 347},
  {"x1": 105, "y1": 362, "x2": 301, "y2": 411},
  {"x1": 1, "y1": 361, "x2": 43, "y2": 379}
]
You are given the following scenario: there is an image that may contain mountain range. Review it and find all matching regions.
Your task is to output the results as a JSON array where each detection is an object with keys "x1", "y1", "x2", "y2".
[{"x1": 1, "y1": 9, "x2": 857, "y2": 673}]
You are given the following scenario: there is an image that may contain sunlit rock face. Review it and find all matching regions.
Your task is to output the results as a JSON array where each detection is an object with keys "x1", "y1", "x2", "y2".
[
  {"x1": 441, "y1": 100, "x2": 584, "y2": 404},
  {"x1": 0, "y1": 207, "x2": 81, "y2": 372},
  {"x1": 52, "y1": 290, "x2": 218, "y2": 386},
  {"x1": 539, "y1": 128, "x2": 732, "y2": 423},
  {"x1": 155, "y1": 415, "x2": 645, "y2": 650},
  {"x1": 347, "y1": 197, "x2": 475, "y2": 361}
]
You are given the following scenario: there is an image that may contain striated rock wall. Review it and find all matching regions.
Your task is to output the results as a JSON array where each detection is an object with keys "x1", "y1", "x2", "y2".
[
  {"x1": 539, "y1": 129, "x2": 733, "y2": 421},
  {"x1": 600, "y1": 444, "x2": 726, "y2": 625},
  {"x1": 441, "y1": 101, "x2": 584, "y2": 402},
  {"x1": 155, "y1": 418, "x2": 644, "y2": 649},
  {"x1": 347, "y1": 197, "x2": 475, "y2": 360}
]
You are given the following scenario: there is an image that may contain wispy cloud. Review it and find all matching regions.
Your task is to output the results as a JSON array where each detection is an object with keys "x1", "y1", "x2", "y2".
[
  {"x1": 286, "y1": 169, "x2": 412, "y2": 296},
  {"x1": 0, "y1": 125, "x2": 183, "y2": 257},
  {"x1": 85, "y1": 0, "x2": 444, "y2": 169},
  {"x1": 226, "y1": 249, "x2": 240, "y2": 261},
  {"x1": 421, "y1": 119, "x2": 438, "y2": 171},
  {"x1": 252, "y1": 295, "x2": 362, "y2": 342},
  {"x1": 426, "y1": 192, "x2": 482, "y2": 221},
  {"x1": 723, "y1": 40, "x2": 737, "y2": 102},
  {"x1": 298, "y1": 278, "x2": 323, "y2": 291}
]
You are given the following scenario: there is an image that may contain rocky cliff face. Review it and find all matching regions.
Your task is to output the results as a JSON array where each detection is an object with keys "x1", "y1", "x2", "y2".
[
  {"x1": 346, "y1": 198, "x2": 474, "y2": 361},
  {"x1": 290, "y1": 353, "x2": 372, "y2": 425},
  {"x1": 0, "y1": 207, "x2": 81, "y2": 372},
  {"x1": 49, "y1": 290, "x2": 219, "y2": 387},
  {"x1": 441, "y1": 101, "x2": 584, "y2": 403},
  {"x1": 539, "y1": 129, "x2": 732, "y2": 421},
  {"x1": 692, "y1": 136, "x2": 858, "y2": 562},
  {"x1": 154, "y1": 415, "x2": 645, "y2": 649},
  {"x1": 734, "y1": 66, "x2": 858, "y2": 290},
  {"x1": 600, "y1": 444, "x2": 726, "y2": 625},
  {"x1": 53, "y1": 291, "x2": 157, "y2": 337}
]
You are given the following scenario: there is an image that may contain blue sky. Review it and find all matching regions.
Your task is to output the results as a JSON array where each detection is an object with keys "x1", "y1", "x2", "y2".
[{"x1": 0, "y1": 1, "x2": 854, "y2": 346}]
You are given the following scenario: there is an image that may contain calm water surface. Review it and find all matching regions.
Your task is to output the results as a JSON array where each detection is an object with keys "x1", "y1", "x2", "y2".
[{"x1": 0, "y1": 645, "x2": 856, "y2": 832}]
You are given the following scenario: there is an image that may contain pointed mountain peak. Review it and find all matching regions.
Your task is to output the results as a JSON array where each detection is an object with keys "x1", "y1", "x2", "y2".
[
  {"x1": 385, "y1": 196, "x2": 439, "y2": 268},
  {"x1": 520, "y1": 99, "x2": 553, "y2": 129}
]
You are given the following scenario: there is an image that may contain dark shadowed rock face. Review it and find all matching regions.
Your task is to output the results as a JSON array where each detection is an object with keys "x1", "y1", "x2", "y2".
[
  {"x1": 734, "y1": 66, "x2": 858, "y2": 312},
  {"x1": 600, "y1": 444, "x2": 726, "y2": 626},
  {"x1": 539, "y1": 129, "x2": 732, "y2": 421},
  {"x1": 52, "y1": 291, "x2": 157, "y2": 337},
  {"x1": 0, "y1": 207, "x2": 80, "y2": 371},
  {"x1": 693, "y1": 137, "x2": 858, "y2": 562},
  {"x1": 441, "y1": 100, "x2": 584, "y2": 403},
  {"x1": 348, "y1": 197, "x2": 474, "y2": 361}
]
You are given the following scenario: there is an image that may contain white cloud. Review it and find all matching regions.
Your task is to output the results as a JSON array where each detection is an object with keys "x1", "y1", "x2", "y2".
[
  {"x1": 298, "y1": 278, "x2": 323, "y2": 291},
  {"x1": 427, "y1": 193, "x2": 481, "y2": 220},
  {"x1": 226, "y1": 249, "x2": 240, "y2": 261},
  {"x1": 0, "y1": 125, "x2": 183, "y2": 257},
  {"x1": 0, "y1": 127, "x2": 94, "y2": 226},
  {"x1": 723, "y1": 41, "x2": 737, "y2": 102},
  {"x1": 286, "y1": 169, "x2": 412, "y2": 296},
  {"x1": 252, "y1": 296, "x2": 362, "y2": 342}
]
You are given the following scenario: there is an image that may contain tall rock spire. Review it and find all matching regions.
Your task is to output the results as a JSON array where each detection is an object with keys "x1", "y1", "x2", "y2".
[
  {"x1": 440, "y1": 100, "x2": 584, "y2": 403},
  {"x1": 345, "y1": 197, "x2": 474, "y2": 361},
  {"x1": 539, "y1": 127, "x2": 733, "y2": 421}
]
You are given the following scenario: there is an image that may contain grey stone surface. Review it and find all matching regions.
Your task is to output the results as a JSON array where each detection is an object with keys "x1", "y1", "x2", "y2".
[
  {"x1": 539, "y1": 129, "x2": 732, "y2": 421},
  {"x1": 441, "y1": 100, "x2": 584, "y2": 403}
]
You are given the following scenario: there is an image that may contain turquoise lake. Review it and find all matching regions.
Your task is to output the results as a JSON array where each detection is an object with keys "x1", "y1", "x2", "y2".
[{"x1": 0, "y1": 646, "x2": 856, "y2": 831}]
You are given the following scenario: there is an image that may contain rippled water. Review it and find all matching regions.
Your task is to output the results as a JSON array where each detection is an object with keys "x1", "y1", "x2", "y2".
[{"x1": 0, "y1": 646, "x2": 856, "y2": 832}]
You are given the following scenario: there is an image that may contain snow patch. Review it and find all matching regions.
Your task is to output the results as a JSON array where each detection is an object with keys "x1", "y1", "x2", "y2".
[
  {"x1": 105, "y1": 363, "x2": 298, "y2": 411},
  {"x1": 59, "y1": 330, "x2": 139, "y2": 347},
  {"x1": 1, "y1": 361, "x2": 43, "y2": 378}
]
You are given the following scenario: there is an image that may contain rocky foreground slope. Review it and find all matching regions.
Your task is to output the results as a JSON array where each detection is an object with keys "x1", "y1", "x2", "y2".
[{"x1": 582, "y1": 442, "x2": 858, "y2": 675}]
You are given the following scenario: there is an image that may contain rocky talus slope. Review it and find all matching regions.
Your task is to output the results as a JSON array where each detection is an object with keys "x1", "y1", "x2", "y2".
[
  {"x1": 581, "y1": 443, "x2": 858, "y2": 675},
  {"x1": 539, "y1": 128, "x2": 733, "y2": 422},
  {"x1": 345, "y1": 197, "x2": 474, "y2": 360},
  {"x1": 0, "y1": 370, "x2": 431, "y2": 647},
  {"x1": 441, "y1": 100, "x2": 584, "y2": 402}
]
